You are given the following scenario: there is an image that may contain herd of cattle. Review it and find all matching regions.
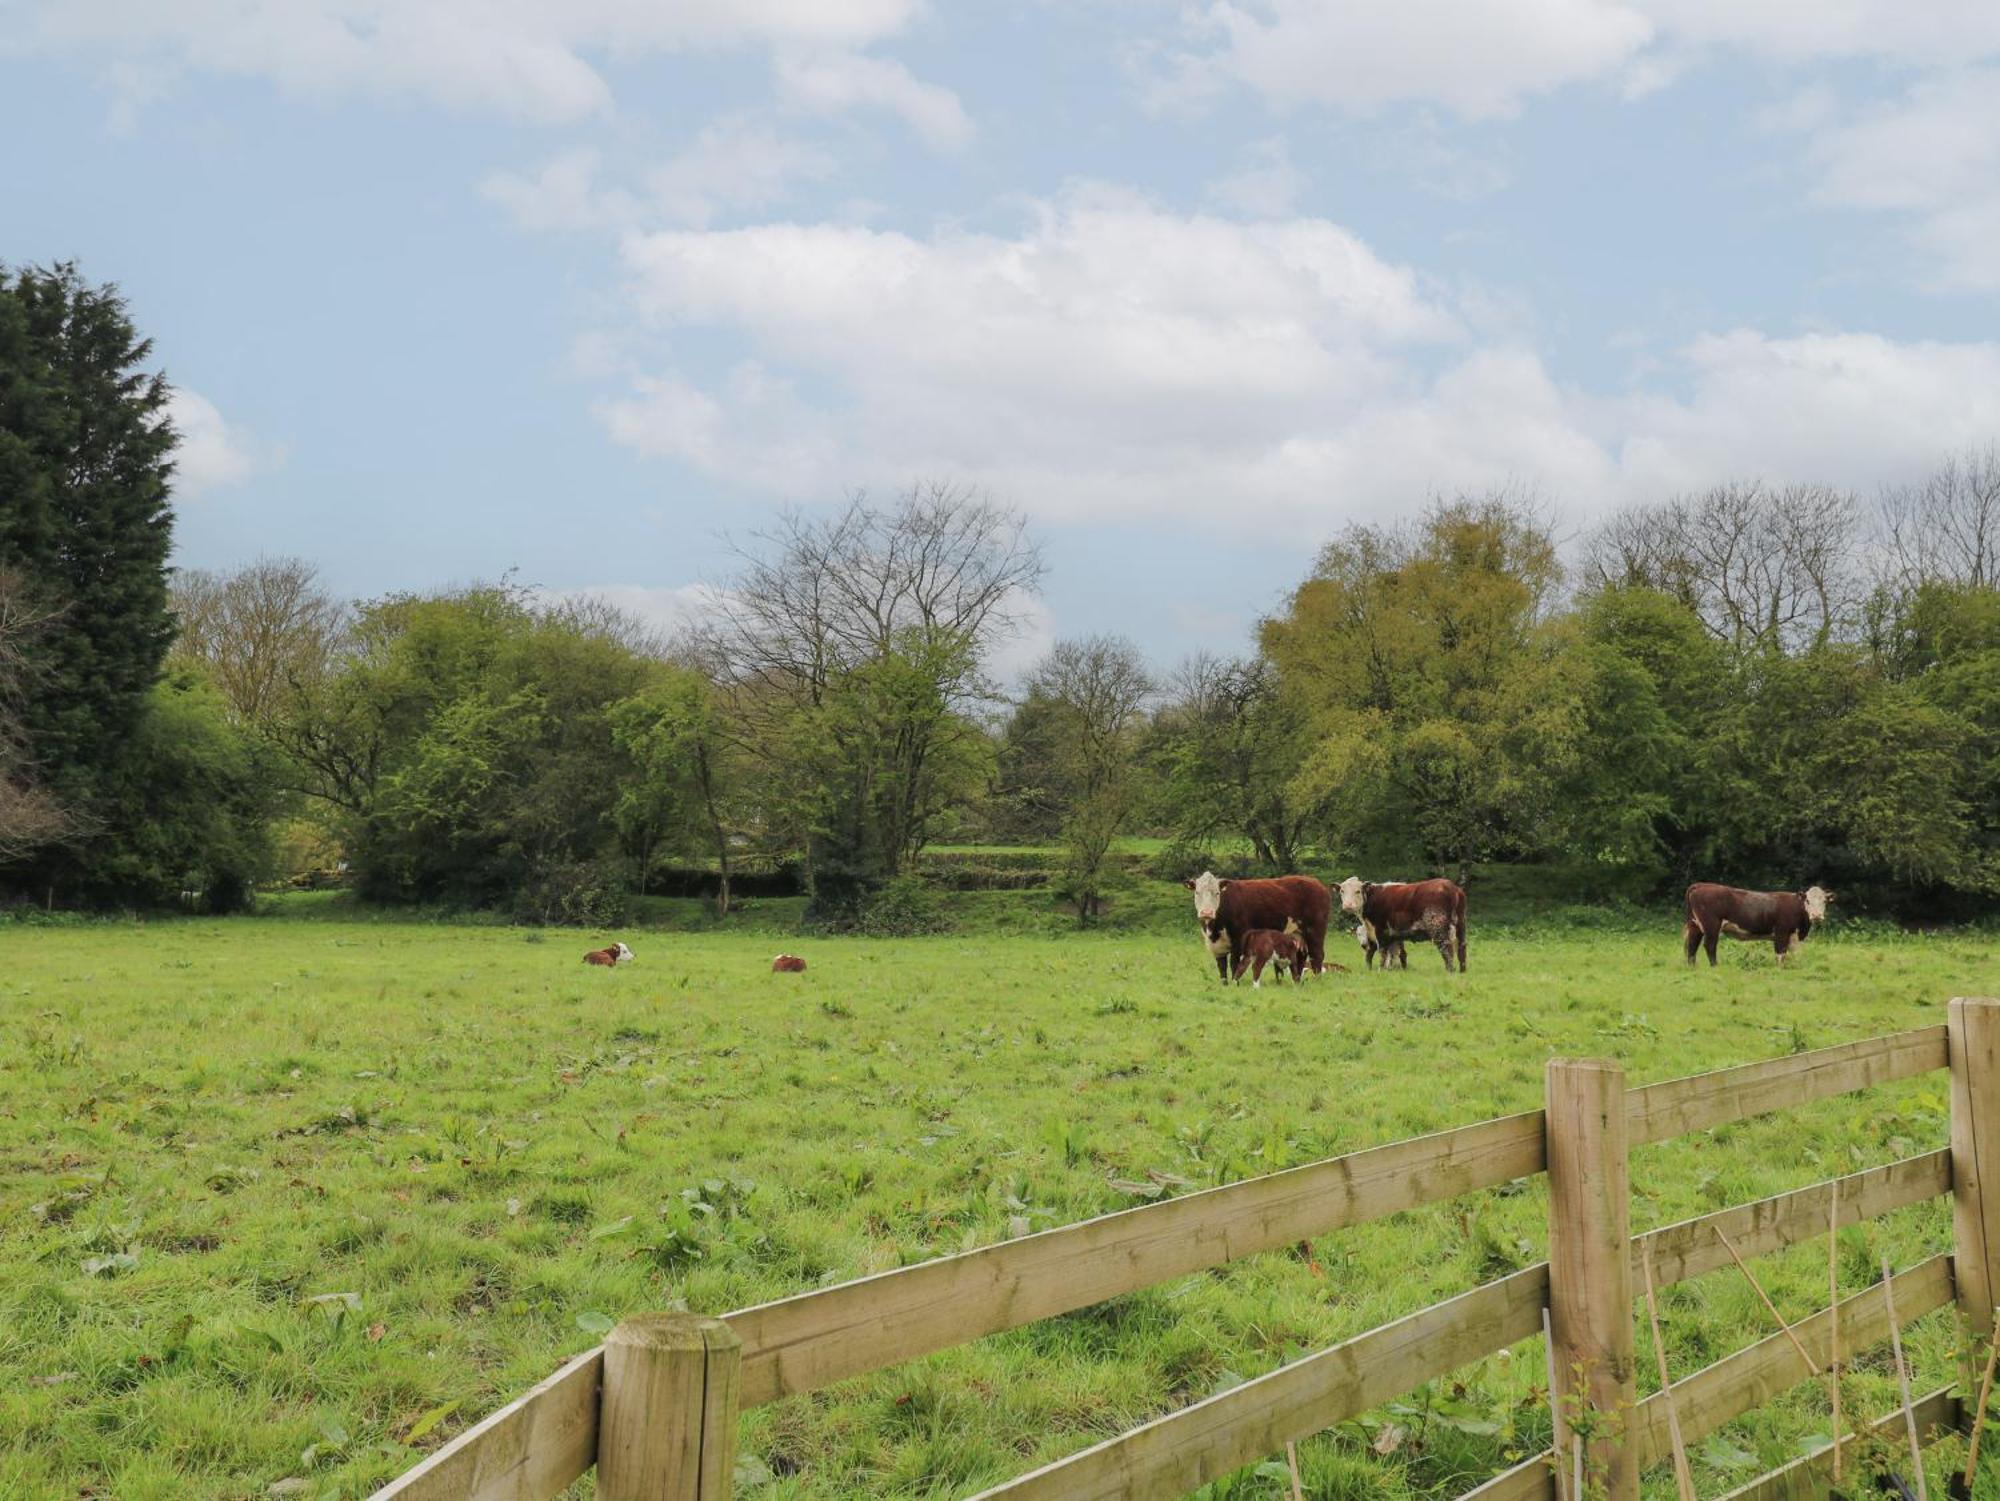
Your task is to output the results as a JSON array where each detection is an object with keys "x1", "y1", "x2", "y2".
[
  {"x1": 1185, "y1": 870, "x2": 1832, "y2": 984},
  {"x1": 580, "y1": 876, "x2": 1833, "y2": 983}
]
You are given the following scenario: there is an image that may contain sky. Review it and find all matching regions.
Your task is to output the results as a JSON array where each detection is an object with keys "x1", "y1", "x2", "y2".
[{"x1": 4, "y1": 2, "x2": 2000, "y2": 671}]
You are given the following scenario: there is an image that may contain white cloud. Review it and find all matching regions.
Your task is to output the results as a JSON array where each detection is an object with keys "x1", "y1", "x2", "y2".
[
  {"x1": 648, "y1": 118, "x2": 839, "y2": 227},
  {"x1": 1206, "y1": 136, "x2": 1305, "y2": 217},
  {"x1": 1148, "y1": 0, "x2": 2000, "y2": 121},
  {"x1": 29, "y1": 0, "x2": 927, "y2": 123},
  {"x1": 484, "y1": 123, "x2": 835, "y2": 234},
  {"x1": 166, "y1": 388, "x2": 264, "y2": 498},
  {"x1": 1795, "y1": 69, "x2": 2000, "y2": 291},
  {"x1": 482, "y1": 148, "x2": 638, "y2": 233},
  {"x1": 774, "y1": 51, "x2": 973, "y2": 152},
  {"x1": 593, "y1": 193, "x2": 2000, "y2": 531},
  {"x1": 1153, "y1": 0, "x2": 1655, "y2": 120}
]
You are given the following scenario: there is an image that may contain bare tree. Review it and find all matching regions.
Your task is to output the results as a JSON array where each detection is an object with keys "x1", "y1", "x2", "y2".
[
  {"x1": 691, "y1": 482, "x2": 1045, "y2": 910},
  {"x1": 170, "y1": 557, "x2": 348, "y2": 724},
  {"x1": 1023, "y1": 635, "x2": 1153, "y2": 922},
  {"x1": 0, "y1": 568, "x2": 75, "y2": 863},
  {"x1": 1879, "y1": 445, "x2": 2000, "y2": 590},
  {"x1": 1582, "y1": 482, "x2": 1862, "y2": 651}
]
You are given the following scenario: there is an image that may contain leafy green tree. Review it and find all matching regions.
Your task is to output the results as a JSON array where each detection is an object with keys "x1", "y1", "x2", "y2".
[
  {"x1": 76, "y1": 668, "x2": 282, "y2": 910},
  {"x1": 0, "y1": 263, "x2": 178, "y2": 897},
  {"x1": 281, "y1": 585, "x2": 654, "y2": 913},
  {"x1": 1020, "y1": 636, "x2": 1152, "y2": 922},
  {"x1": 1150, "y1": 654, "x2": 1323, "y2": 870},
  {"x1": 693, "y1": 486, "x2": 1043, "y2": 922},
  {"x1": 609, "y1": 669, "x2": 744, "y2": 914},
  {"x1": 1263, "y1": 496, "x2": 1581, "y2": 882}
]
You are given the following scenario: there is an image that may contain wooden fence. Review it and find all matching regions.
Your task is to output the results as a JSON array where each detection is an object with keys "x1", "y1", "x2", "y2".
[{"x1": 369, "y1": 998, "x2": 1999, "y2": 1501}]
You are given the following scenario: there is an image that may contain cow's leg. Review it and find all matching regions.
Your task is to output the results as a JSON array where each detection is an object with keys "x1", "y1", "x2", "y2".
[
  {"x1": 1427, "y1": 915, "x2": 1455, "y2": 972},
  {"x1": 1683, "y1": 919, "x2": 1702, "y2": 966},
  {"x1": 1775, "y1": 931, "x2": 1791, "y2": 964},
  {"x1": 1703, "y1": 924, "x2": 1720, "y2": 967},
  {"x1": 1231, "y1": 952, "x2": 1249, "y2": 984},
  {"x1": 1306, "y1": 925, "x2": 1326, "y2": 977},
  {"x1": 1250, "y1": 953, "x2": 1266, "y2": 988},
  {"x1": 1455, "y1": 922, "x2": 1467, "y2": 974}
]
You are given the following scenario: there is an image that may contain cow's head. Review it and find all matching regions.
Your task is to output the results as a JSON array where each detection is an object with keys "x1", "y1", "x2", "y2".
[
  {"x1": 1803, "y1": 886, "x2": 1830, "y2": 921},
  {"x1": 1337, "y1": 876, "x2": 1370, "y2": 914},
  {"x1": 614, "y1": 941, "x2": 634, "y2": 962},
  {"x1": 1183, "y1": 871, "x2": 1228, "y2": 921}
]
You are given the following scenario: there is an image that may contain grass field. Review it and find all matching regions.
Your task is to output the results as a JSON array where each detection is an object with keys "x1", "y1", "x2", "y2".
[{"x1": 2, "y1": 889, "x2": 1996, "y2": 1500}]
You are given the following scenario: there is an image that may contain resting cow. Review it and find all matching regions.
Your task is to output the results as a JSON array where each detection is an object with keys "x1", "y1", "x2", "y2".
[
  {"x1": 583, "y1": 942, "x2": 634, "y2": 966},
  {"x1": 1184, "y1": 871, "x2": 1331, "y2": 982},
  {"x1": 1683, "y1": 883, "x2": 1828, "y2": 966},
  {"x1": 1232, "y1": 929, "x2": 1308, "y2": 987},
  {"x1": 1338, "y1": 877, "x2": 1466, "y2": 973}
]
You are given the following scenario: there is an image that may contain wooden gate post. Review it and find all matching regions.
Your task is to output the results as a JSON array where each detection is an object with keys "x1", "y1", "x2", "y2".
[
  {"x1": 1949, "y1": 999, "x2": 2000, "y2": 1341},
  {"x1": 599, "y1": 1314, "x2": 741, "y2": 1501},
  {"x1": 1547, "y1": 1058, "x2": 1638, "y2": 1501}
]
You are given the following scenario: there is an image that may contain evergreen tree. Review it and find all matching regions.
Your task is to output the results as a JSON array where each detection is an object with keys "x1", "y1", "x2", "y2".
[{"x1": 0, "y1": 263, "x2": 177, "y2": 833}]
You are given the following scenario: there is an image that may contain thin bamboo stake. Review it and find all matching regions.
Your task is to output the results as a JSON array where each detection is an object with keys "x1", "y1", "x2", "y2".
[
  {"x1": 1830, "y1": 1179, "x2": 1843, "y2": 1488},
  {"x1": 1964, "y1": 1315, "x2": 2000, "y2": 1488},
  {"x1": 1715, "y1": 1223, "x2": 1822, "y2": 1375},
  {"x1": 1284, "y1": 1441, "x2": 1304, "y2": 1501},
  {"x1": 1572, "y1": 1435, "x2": 1583, "y2": 1501},
  {"x1": 1883, "y1": 1255, "x2": 1930, "y2": 1501},
  {"x1": 1544, "y1": 1306, "x2": 1566, "y2": 1501},
  {"x1": 1642, "y1": 1247, "x2": 1697, "y2": 1501}
]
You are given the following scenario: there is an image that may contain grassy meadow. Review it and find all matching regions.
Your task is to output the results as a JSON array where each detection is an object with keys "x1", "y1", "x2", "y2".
[{"x1": 2, "y1": 885, "x2": 1997, "y2": 1500}]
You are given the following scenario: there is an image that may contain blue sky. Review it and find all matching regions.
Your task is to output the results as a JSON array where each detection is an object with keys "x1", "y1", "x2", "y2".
[{"x1": 5, "y1": 2, "x2": 1999, "y2": 669}]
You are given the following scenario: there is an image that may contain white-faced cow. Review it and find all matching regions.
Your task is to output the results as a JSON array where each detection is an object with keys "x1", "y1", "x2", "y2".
[
  {"x1": 1339, "y1": 877, "x2": 1466, "y2": 973},
  {"x1": 1683, "y1": 883, "x2": 1829, "y2": 966},
  {"x1": 1184, "y1": 871, "x2": 1332, "y2": 982}
]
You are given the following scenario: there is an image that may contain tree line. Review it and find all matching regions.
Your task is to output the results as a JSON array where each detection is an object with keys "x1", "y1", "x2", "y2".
[{"x1": 2, "y1": 264, "x2": 1995, "y2": 921}]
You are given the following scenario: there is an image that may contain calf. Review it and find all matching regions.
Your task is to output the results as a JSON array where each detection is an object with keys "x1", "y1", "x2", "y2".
[
  {"x1": 1338, "y1": 877, "x2": 1466, "y2": 973},
  {"x1": 770, "y1": 954, "x2": 808, "y2": 973},
  {"x1": 1231, "y1": 929, "x2": 1308, "y2": 987},
  {"x1": 1356, "y1": 922, "x2": 1407, "y2": 970},
  {"x1": 583, "y1": 942, "x2": 634, "y2": 966},
  {"x1": 1683, "y1": 883, "x2": 1828, "y2": 966},
  {"x1": 1184, "y1": 871, "x2": 1332, "y2": 981}
]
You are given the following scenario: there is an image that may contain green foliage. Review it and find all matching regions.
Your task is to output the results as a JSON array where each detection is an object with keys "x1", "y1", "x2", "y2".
[
  {"x1": 0, "y1": 262, "x2": 182, "y2": 899},
  {"x1": 297, "y1": 586, "x2": 653, "y2": 913},
  {"x1": 54, "y1": 669, "x2": 282, "y2": 910}
]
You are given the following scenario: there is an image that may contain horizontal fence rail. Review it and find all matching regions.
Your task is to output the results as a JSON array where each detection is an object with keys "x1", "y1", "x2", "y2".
[
  {"x1": 1464, "y1": 1256, "x2": 1957, "y2": 1501},
  {"x1": 368, "y1": 1016, "x2": 1984, "y2": 1501},
  {"x1": 1718, "y1": 1388, "x2": 1961, "y2": 1501},
  {"x1": 728, "y1": 1109, "x2": 1548, "y2": 1407}
]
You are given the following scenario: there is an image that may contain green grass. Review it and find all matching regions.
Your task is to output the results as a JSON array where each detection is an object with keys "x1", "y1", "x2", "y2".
[{"x1": 1, "y1": 895, "x2": 1995, "y2": 1500}]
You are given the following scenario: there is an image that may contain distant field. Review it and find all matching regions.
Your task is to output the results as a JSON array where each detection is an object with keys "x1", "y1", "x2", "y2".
[{"x1": 1, "y1": 901, "x2": 1994, "y2": 1499}]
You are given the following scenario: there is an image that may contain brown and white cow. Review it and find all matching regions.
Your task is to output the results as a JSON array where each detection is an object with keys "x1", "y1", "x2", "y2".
[
  {"x1": 1683, "y1": 883, "x2": 1829, "y2": 966},
  {"x1": 1232, "y1": 929, "x2": 1308, "y2": 987},
  {"x1": 583, "y1": 942, "x2": 634, "y2": 966},
  {"x1": 1184, "y1": 871, "x2": 1332, "y2": 982},
  {"x1": 771, "y1": 954, "x2": 808, "y2": 973},
  {"x1": 1356, "y1": 922, "x2": 1408, "y2": 970},
  {"x1": 1338, "y1": 877, "x2": 1466, "y2": 973}
]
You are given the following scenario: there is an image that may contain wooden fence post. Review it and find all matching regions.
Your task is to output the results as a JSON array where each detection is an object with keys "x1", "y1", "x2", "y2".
[
  {"x1": 599, "y1": 1314, "x2": 741, "y2": 1501},
  {"x1": 1950, "y1": 999, "x2": 2000, "y2": 1343},
  {"x1": 1547, "y1": 1058, "x2": 1638, "y2": 1501}
]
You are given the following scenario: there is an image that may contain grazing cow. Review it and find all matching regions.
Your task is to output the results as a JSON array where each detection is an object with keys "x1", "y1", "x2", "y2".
[
  {"x1": 1184, "y1": 871, "x2": 1332, "y2": 982},
  {"x1": 771, "y1": 954, "x2": 808, "y2": 973},
  {"x1": 1683, "y1": 883, "x2": 1829, "y2": 966},
  {"x1": 1232, "y1": 929, "x2": 1308, "y2": 987},
  {"x1": 583, "y1": 942, "x2": 634, "y2": 966},
  {"x1": 1338, "y1": 877, "x2": 1467, "y2": 973},
  {"x1": 1356, "y1": 922, "x2": 1408, "y2": 970}
]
